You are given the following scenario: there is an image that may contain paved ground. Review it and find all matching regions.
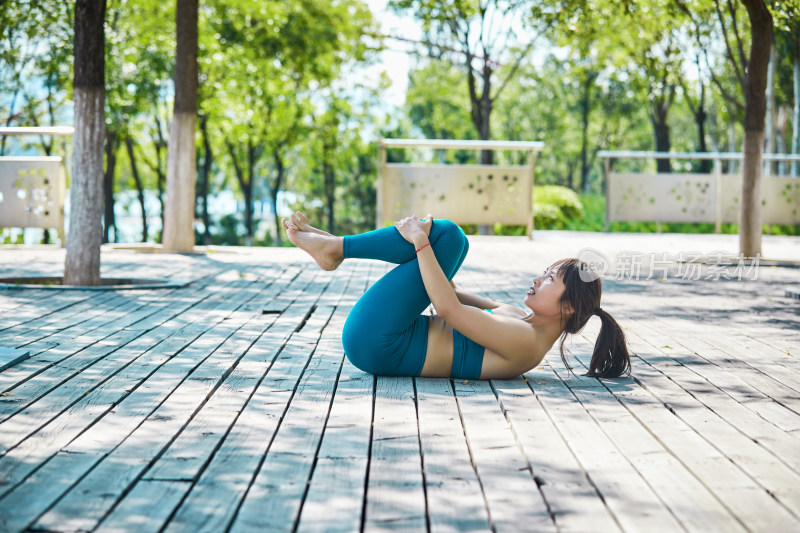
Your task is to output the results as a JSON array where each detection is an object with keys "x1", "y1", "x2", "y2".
[{"x1": 0, "y1": 229, "x2": 798, "y2": 532}]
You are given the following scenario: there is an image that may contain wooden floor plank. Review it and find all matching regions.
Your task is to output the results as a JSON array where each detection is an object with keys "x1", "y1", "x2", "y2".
[
  {"x1": 297, "y1": 317, "x2": 374, "y2": 533},
  {"x1": 363, "y1": 376, "x2": 427, "y2": 532},
  {"x1": 606, "y1": 380, "x2": 799, "y2": 532},
  {"x1": 205, "y1": 348, "x2": 338, "y2": 532},
  {"x1": 0, "y1": 277, "x2": 257, "y2": 458},
  {"x1": 0, "y1": 276, "x2": 267, "y2": 500},
  {"x1": 454, "y1": 379, "x2": 555, "y2": 533},
  {"x1": 533, "y1": 362, "x2": 687, "y2": 533},
  {"x1": 32, "y1": 311, "x2": 277, "y2": 532},
  {"x1": 416, "y1": 377, "x2": 492, "y2": 533},
  {"x1": 95, "y1": 480, "x2": 191, "y2": 533},
  {"x1": 622, "y1": 360, "x2": 800, "y2": 521},
  {"x1": 0, "y1": 240, "x2": 798, "y2": 532},
  {"x1": 570, "y1": 386, "x2": 747, "y2": 533},
  {"x1": 579, "y1": 326, "x2": 800, "y2": 532},
  {"x1": 170, "y1": 266, "x2": 357, "y2": 533},
  {"x1": 492, "y1": 376, "x2": 621, "y2": 533},
  {"x1": 0, "y1": 268, "x2": 227, "y2": 393}
]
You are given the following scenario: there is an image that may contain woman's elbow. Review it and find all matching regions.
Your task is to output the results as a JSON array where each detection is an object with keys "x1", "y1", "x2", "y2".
[{"x1": 436, "y1": 299, "x2": 460, "y2": 321}]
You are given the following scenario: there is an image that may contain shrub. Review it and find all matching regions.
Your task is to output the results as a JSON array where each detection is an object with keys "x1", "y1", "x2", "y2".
[{"x1": 533, "y1": 185, "x2": 584, "y2": 229}]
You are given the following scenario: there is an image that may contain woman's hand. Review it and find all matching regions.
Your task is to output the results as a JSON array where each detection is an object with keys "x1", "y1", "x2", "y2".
[{"x1": 395, "y1": 214, "x2": 433, "y2": 246}]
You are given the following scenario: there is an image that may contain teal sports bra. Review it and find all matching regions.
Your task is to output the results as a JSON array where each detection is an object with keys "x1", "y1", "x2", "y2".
[{"x1": 483, "y1": 308, "x2": 494, "y2": 314}]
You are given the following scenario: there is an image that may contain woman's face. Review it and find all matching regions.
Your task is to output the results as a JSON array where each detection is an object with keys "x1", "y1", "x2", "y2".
[{"x1": 524, "y1": 264, "x2": 568, "y2": 318}]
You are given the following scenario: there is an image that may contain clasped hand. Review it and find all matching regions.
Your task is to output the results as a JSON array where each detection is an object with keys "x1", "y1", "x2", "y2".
[{"x1": 394, "y1": 214, "x2": 433, "y2": 245}]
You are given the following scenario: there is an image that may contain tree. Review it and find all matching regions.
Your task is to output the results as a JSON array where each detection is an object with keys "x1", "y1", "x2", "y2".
[
  {"x1": 405, "y1": 58, "x2": 477, "y2": 162},
  {"x1": 547, "y1": 1, "x2": 689, "y2": 175},
  {"x1": 64, "y1": 0, "x2": 106, "y2": 285},
  {"x1": 104, "y1": 0, "x2": 174, "y2": 244},
  {"x1": 199, "y1": 0, "x2": 373, "y2": 244},
  {"x1": 772, "y1": 3, "x2": 800, "y2": 176},
  {"x1": 390, "y1": 0, "x2": 541, "y2": 164},
  {"x1": 678, "y1": 0, "x2": 774, "y2": 256},
  {"x1": 291, "y1": 89, "x2": 380, "y2": 236},
  {"x1": 162, "y1": 0, "x2": 198, "y2": 252},
  {"x1": 738, "y1": 0, "x2": 773, "y2": 257}
]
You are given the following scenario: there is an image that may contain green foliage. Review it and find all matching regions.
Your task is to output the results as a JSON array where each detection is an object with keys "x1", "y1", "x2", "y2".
[
  {"x1": 533, "y1": 185, "x2": 584, "y2": 229},
  {"x1": 406, "y1": 60, "x2": 475, "y2": 140},
  {"x1": 3, "y1": 0, "x2": 798, "y2": 247}
]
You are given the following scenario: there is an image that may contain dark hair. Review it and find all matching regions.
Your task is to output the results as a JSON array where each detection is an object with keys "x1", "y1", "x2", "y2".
[{"x1": 551, "y1": 258, "x2": 631, "y2": 378}]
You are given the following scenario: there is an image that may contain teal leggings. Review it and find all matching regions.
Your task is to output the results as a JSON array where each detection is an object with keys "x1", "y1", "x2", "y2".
[{"x1": 341, "y1": 219, "x2": 485, "y2": 379}]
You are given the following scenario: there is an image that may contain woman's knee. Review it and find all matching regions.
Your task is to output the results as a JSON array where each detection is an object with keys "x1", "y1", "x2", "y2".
[
  {"x1": 342, "y1": 314, "x2": 380, "y2": 374},
  {"x1": 432, "y1": 219, "x2": 466, "y2": 248}
]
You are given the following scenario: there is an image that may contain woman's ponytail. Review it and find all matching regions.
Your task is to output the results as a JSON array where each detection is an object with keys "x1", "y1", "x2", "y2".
[
  {"x1": 552, "y1": 258, "x2": 633, "y2": 379},
  {"x1": 586, "y1": 309, "x2": 631, "y2": 378}
]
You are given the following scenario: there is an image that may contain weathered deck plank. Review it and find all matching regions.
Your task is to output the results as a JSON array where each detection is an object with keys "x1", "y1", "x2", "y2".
[
  {"x1": 453, "y1": 379, "x2": 554, "y2": 532},
  {"x1": 492, "y1": 376, "x2": 621, "y2": 533},
  {"x1": 0, "y1": 236, "x2": 798, "y2": 533},
  {"x1": 416, "y1": 377, "x2": 492, "y2": 533}
]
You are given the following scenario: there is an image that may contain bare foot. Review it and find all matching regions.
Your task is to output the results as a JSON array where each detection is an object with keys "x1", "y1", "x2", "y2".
[
  {"x1": 283, "y1": 222, "x2": 343, "y2": 271},
  {"x1": 284, "y1": 211, "x2": 332, "y2": 237}
]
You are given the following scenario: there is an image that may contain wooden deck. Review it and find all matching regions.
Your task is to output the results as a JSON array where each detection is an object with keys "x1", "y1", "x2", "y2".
[{"x1": 0, "y1": 232, "x2": 799, "y2": 532}]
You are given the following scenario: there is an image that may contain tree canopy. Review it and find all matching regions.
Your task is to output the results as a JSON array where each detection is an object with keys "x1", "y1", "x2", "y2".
[{"x1": 1, "y1": 0, "x2": 799, "y2": 246}]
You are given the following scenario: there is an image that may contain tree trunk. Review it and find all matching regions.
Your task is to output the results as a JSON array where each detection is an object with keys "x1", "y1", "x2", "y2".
[
  {"x1": 792, "y1": 37, "x2": 799, "y2": 177},
  {"x1": 272, "y1": 149, "x2": 285, "y2": 246},
  {"x1": 102, "y1": 131, "x2": 117, "y2": 243},
  {"x1": 764, "y1": 40, "x2": 776, "y2": 176},
  {"x1": 125, "y1": 137, "x2": 148, "y2": 242},
  {"x1": 226, "y1": 140, "x2": 250, "y2": 246},
  {"x1": 728, "y1": 120, "x2": 738, "y2": 174},
  {"x1": 323, "y1": 141, "x2": 336, "y2": 234},
  {"x1": 64, "y1": 0, "x2": 106, "y2": 286},
  {"x1": 651, "y1": 109, "x2": 671, "y2": 173},
  {"x1": 153, "y1": 114, "x2": 167, "y2": 236},
  {"x1": 198, "y1": 114, "x2": 212, "y2": 244},
  {"x1": 776, "y1": 105, "x2": 787, "y2": 175},
  {"x1": 691, "y1": 76, "x2": 712, "y2": 173},
  {"x1": 580, "y1": 73, "x2": 592, "y2": 191},
  {"x1": 695, "y1": 110, "x2": 711, "y2": 173},
  {"x1": 739, "y1": 0, "x2": 773, "y2": 259},
  {"x1": 244, "y1": 140, "x2": 255, "y2": 245},
  {"x1": 163, "y1": 0, "x2": 198, "y2": 252},
  {"x1": 475, "y1": 66, "x2": 494, "y2": 234}
]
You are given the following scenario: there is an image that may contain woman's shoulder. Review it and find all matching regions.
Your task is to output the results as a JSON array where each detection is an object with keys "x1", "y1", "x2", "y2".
[{"x1": 487, "y1": 303, "x2": 529, "y2": 318}]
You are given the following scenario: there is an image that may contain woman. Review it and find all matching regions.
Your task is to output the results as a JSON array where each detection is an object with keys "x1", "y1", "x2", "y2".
[{"x1": 281, "y1": 211, "x2": 631, "y2": 380}]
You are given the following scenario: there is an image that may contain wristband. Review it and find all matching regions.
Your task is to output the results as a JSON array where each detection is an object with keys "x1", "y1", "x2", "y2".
[{"x1": 415, "y1": 242, "x2": 431, "y2": 253}]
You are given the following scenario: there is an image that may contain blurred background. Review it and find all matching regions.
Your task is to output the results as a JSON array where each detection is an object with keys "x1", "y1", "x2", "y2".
[{"x1": 2, "y1": 0, "x2": 799, "y2": 246}]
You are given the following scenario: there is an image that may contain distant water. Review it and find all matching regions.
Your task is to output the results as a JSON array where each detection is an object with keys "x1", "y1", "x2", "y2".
[{"x1": 3, "y1": 188, "x2": 300, "y2": 245}]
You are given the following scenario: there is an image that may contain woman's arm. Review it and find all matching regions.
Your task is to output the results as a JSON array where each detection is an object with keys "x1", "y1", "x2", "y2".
[
  {"x1": 394, "y1": 217, "x2": 535, "y2": 363},
  {"x1": 413, "y1": 235, "x2": 460, "y2": 315},
  {"x1": 454, "y1": 287, "x2": 503, "y2": 310},
  {"x1": 417, "y1": 242, "x2": 537, "y2": 361}
]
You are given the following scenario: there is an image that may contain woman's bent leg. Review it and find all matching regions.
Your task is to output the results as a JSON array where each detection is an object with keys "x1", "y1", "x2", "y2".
[
  {"x1": 342, "y1": 220, "x2": 468, "y2": 376},
  {"x1": 344, "y1": 219, "x2": 461, "y2": 265}
]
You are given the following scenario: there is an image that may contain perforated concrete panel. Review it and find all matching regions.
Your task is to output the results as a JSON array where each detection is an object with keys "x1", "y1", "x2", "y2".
[
  {"x1": 379, "y1": 164, "x2": 533, "y2": 227},
  {"x1": 0, "y1": 156, "x2": 64, "y2": 231},
  {"x1": 608, "y1": 172, "x2": 800, "y2": 225}
]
